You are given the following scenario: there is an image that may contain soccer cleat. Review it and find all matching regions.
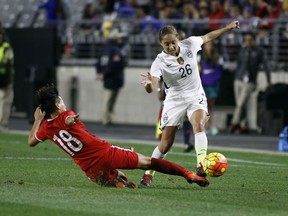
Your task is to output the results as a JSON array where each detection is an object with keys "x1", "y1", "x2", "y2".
[
  {"x1": 184, "y1": 171, "x2": 209, "y2": 187},
  {"x1": 115, "y1": 181, "x2": 138, "y2": 189},
  {"x1": 114, "y1": 176, "x2": 138, "y2": 189},
  {"x1": 196, "y1": 162, "x2": 207, "y2": 177},
  {"x1": 140, "y1": 174, "x2": 153, "y2": 186}
]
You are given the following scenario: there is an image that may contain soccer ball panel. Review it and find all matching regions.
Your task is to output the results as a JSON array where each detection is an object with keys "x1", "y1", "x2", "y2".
[{"x1": 203, "y1": 152, "x2": 228, "y2": 177}]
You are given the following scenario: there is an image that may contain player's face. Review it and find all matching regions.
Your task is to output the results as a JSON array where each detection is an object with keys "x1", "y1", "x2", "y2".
[
  {"x1": 56, "y1": 96, "x2": 67, "y2": 112},
  {"x1": 160, "y1": 34, "x2": 179, "y2": 56}
]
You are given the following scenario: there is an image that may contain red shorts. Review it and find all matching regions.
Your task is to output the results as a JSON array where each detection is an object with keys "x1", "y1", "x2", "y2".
[{"x1": 85, "y1": 145, "x2": 138, "y2": 185}]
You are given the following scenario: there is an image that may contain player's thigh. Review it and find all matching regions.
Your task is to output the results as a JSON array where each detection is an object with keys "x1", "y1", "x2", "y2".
[
  {"x1": 187, "y1": 94, "x2": 208, "y2": 120},
  {"x1": 161, "y1": 100, "x2": 186, "y2": 129},
  {"x1": 187, "y1": 94, "x2": 208, "y2": 132},
  {"x1": 109, "y1": 146, "x2": 139, "y2": 169}
]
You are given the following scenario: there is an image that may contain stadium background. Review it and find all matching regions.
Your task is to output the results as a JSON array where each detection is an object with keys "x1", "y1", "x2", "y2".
[{"x1": 1, "y1": 0, "x2": 288, "y2": 134}]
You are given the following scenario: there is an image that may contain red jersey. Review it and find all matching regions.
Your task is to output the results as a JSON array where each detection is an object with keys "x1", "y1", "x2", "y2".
[{"x1": 35, "y1": 110, "x2": 111, "y2": 172}]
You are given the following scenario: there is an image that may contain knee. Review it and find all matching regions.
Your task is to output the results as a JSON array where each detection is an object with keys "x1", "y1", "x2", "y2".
[
  {"x1": 191, "y1": 119, "x2": 206, "y2": 133},
  {"x1": 137, "y1": 154, "x2": 151, "y2": 169}
]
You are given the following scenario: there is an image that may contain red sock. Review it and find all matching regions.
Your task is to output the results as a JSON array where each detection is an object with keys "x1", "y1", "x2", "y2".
[{"x1": 150, "y1": 158, "x2": 187, "y2": 176}]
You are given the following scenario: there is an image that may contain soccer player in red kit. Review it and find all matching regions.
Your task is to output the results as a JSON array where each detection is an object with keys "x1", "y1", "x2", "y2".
[{"x1": 28, "y1": 84, "x2": 209, "y2": 188}]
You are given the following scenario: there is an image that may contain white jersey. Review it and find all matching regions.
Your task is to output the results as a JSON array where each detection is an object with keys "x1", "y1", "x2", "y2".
[{"x1": 150, "y1": 36, "x2": 205, "y2": 100}]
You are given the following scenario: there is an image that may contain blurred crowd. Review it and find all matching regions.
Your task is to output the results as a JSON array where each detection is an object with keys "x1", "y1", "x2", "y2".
[
  {"x1": 19, "y1": 0, "x2": 285, "y2": 63},
  {"x1": 77, "y1": 0, "x2": 285, "y2": 33}
]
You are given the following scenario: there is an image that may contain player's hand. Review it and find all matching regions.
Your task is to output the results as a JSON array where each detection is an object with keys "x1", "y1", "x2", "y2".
[
  {"x1": 65, "y1": 113, "x2": 80, "y2": 126},
  {"x1": 140, "y1": 72, "x2": 152, "y2": 87},
  {"x1": 228, "y1": 20, "x2": 240, "y2": 30},
  {"x1": 34, "y1": 107, "x2": 45, "y2": 121}
]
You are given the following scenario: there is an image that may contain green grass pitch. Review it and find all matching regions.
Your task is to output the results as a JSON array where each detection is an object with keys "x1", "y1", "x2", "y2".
[{"x1": 0, "y1": 132, "x2": 288, "y2": 216}]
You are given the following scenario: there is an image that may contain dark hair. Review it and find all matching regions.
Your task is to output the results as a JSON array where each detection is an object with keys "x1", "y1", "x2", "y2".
[
  {"x1": 36, "y1": 84, "x2": 59, "y2": 116},
  {"x1": 158, "y1": 25, "x2": 178, "y2": 42}
]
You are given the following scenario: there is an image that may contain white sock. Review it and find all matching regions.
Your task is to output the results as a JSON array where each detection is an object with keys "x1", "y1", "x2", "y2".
[
  {"x1": 194, "y1": 131, "x2": 208, "y2": 165},
  {"x1": 145, "y1": 146, "x2": 166, "y2": 176},
  {"x1": 151, "y1": 146, "x2": 166, "y2": 159}
]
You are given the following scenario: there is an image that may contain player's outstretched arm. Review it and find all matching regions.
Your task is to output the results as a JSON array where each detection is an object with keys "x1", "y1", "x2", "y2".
[
  {"x1": 28, "y1": 107, "x2": 45, "y2": 147},
  {"x1": 201, "y1": 20, "x2": 240, "y2": 44}
]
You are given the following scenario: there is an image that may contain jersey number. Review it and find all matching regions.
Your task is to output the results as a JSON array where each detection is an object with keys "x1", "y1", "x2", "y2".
[
  {"x1": 53, "y1": 130, "x2": 83, "y2": 156},
  {"x1": 179, "y1": 64, "x2": 192, "y2": 78}
]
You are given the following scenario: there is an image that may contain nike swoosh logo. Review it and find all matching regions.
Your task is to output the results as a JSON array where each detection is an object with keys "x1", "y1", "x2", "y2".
[{"x1": 167, "y1": 64, "x2": 172, "y2": 67}]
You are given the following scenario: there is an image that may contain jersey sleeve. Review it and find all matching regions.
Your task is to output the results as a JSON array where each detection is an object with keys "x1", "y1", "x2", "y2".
[
  {"x1": 150, "y1": 57, "x2": 162, "y2": 79},
  {"x1": 62, "y1": 110, "x2": 76, "y2": 123},
  {"x1": 183, "y1": 36, "x2": 203, "y2": 52}
]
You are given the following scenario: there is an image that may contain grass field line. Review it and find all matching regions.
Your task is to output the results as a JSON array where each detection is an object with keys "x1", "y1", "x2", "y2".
[
  {"x1": 3, "y1": 130, "x2": 287, "y2": 155},
  {"x1": 1, "y1": 154, "x2": 287, "y2": 168},
  {"x1": 105, "y1": 138, "x2": 287, "y2": 155},
  {"x1": 168, "y1": 151, "x2": 287, "y2": 167}
]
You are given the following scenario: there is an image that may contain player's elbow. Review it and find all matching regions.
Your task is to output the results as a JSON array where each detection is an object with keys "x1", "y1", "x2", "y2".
[
  {"x1": 28, "y1": 141, "x2": 36, "y2": 147},
  {"x1": 28, "y1": 138, "x2": 39, "y2": 147},
  {"x1": 28, "y1": 142, "x2": 36, "y2": 147}
]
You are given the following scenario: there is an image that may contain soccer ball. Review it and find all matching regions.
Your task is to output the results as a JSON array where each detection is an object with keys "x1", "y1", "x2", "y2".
[{"x1": 203, "y1": 152, "x2": 228, "y2": 177}]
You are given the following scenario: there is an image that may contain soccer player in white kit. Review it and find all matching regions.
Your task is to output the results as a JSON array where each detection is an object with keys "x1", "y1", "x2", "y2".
[{"x1": 140, "y1": 20, "x2": 240, "y2": 186}]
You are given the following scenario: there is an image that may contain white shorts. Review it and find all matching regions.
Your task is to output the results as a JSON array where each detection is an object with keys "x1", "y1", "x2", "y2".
[{"x1": 160, "y1": 93, "x2": 208, "y2": 130}]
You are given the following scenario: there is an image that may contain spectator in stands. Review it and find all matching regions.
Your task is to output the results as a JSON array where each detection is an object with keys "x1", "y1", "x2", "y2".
[
  {"x1": 194, "y1": 0, "x2": 210, "y2": 35},
  {"x1": 223, "y1": 0, "x2": 234, "y2": 18},
  {"x1": 209, "y1": 0, "x2": 225, "y2": 29},
  {"x1": 253, "y1": 0, "x2": 281, "y2": 30},
  {"x1": 136, "y1": 5, "x2": 164, "y2": 33},
  {"x1": 101, "y1": 0, "x2": 117, "y2": 37},
  {"x1": 199, "y1": 42, "x2": 223, "y2": 136},
  {"x1": 161, "y1": 1, "x2": 183, "y2": 29},
  {"x1": 182, "y1": 2, "x2": 199, "y2": 20},
  {"x1": 96, "y1": 29, "x2": 127, "y2": 126},
  {"x1": 227, "y1": 5, "x2": 243, "y2": 20},
  {"x1": 229, "y1": 31, "x2": 271, "y2": 134},
  {"x1": 114, "y1": 0, "x2": 136, "y2": 19},
  {"x1": 154, "y1": 0, "x2": 166, "y2": 19},
  {"x1": 81, "y1": 2, "x2": 99, "y2": 30},
  {"x1": 74, "y1": 2, "x2": 101, "y2": 59},
  {"x1": 260, "y1": 0, "x2": 282, "y2": 29},
  {"x1": 0, "y1": 30, "x2": 14, "y2": 132},
  {"x1": 38, "y1": 0, "x2": 70, "y2": 25},
  {"x1": 241, "y1": 6, "x2": 258, "y2": 31},
  {"x1": 254, "y1": 0, "x2": 269, "y2": 18},
  {"x1": 162, "y1": 1, "x2": 183, "y2": 20}
]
